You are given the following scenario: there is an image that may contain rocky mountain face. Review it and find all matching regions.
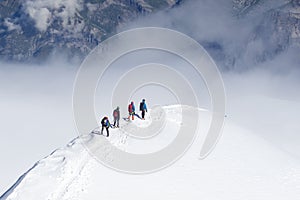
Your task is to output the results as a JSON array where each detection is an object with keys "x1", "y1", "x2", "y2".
[
  {"x1": 0, "y1": 0, "x2": 299, "y2": 66},
  {"x1": 232, "y1": 0, "x2": 300, "y2": 65},
  {"x1": 0, "y1": 0, "x2": 181, "y2": 62}
]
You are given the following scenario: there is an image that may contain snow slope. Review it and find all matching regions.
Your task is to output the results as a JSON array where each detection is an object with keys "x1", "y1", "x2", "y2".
[{"x1": 1, "y1": 105, "x2": 300, "y2": 200}]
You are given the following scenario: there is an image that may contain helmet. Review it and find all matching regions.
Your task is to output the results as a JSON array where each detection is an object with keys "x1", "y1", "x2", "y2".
[
  {"x1": 117, "y1": 106, "x2": 119, "y2": 110},
  {"x1": 142, "y1": 99, "x2": 145, "y2": 102}
]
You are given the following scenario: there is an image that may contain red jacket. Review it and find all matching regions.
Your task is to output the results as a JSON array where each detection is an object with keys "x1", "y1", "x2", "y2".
[{"x1": 128, "y1": 104, "x2": 133, "y2": 113}]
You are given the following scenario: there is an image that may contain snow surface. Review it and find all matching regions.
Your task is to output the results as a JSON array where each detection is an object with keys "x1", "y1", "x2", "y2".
[{"x1": 1, "y1": 105, "x2": 300, "y2": 200}]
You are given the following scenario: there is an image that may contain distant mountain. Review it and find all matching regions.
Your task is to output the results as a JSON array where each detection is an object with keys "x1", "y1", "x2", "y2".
[
  {"x1": 0, "y1": 0, "x2": 182, "y2": 62},
  {"x1": 232, "y1": 0, "x2": 300, "y2": 65},
  {"x1": 0, "y1": 0, "x2": 299, "y2": 67}
]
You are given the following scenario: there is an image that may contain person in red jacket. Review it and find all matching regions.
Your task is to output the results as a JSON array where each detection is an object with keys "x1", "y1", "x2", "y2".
[{"x1": 128, "y1": 101, "x2": 135, "y2": 120}]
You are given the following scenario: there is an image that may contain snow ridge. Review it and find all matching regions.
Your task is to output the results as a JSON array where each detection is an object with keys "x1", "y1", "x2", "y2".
[{"x1": 2, "y1": 105, "x2": 300, "y2": 200}]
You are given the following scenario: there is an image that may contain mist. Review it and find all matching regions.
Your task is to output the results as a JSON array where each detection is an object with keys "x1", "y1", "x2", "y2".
[
  {"x1": 0, "y1": 60, "x2": 78, "y2": 194},
  {"x1": 123, "y1": 0, "x2": 296, "y2": 70},
  {"x1": 119, "y1": 0, "x2": 300, "y2": 157},
  {"x1": 1, "y1": 0, "x2": 300, "y2": 196},
  {"x1": 1, "y1": 52, "x2": 299, "y2": 195}
]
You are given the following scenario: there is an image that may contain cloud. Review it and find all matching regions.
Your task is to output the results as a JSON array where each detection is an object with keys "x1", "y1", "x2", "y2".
[
  {"x1": 121, "y1": 0, "x2": 299, "y2": 70},
  {"x1": 4, "y1": 18, "x2": 22, "y2": 32},
  {"x1": 86, "y1": 3, "x2": 98, "y2": 12},
  {"x1": 25, "y1": 6, "x2": 51, "y2": 32},
  {"x1": 0, "y1": 60, "x2": 78, "y2": 194},
  {"x1": 24, "y1": 0, "x2": 84, "y2": 32}
]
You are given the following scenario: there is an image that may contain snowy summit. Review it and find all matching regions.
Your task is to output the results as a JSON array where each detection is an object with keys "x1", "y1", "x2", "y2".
[{"x1": 1, "y1": 105, "x2": 300, "y2": 200}]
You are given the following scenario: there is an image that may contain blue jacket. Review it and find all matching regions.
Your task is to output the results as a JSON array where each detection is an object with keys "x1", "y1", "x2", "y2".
[
  {"x1": 140, "y1": 100, "x2": 147, "y2": 111},
  {"x1": 101, "y1": 118, "x2": 110, "y2": 127},
  {"x1": 143, "y1": 103, "x2": 147, "y2": 111}
]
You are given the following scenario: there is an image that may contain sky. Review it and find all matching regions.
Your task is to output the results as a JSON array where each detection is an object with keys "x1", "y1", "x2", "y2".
[{"x1": 1, "y1": 0, "x2": 300, "y2": 196}]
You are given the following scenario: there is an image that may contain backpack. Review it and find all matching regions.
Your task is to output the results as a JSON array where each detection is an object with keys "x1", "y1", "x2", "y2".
[
  {"x1": 113, "y1": 110, "x2": 119, "y2": 117},
  {"x1": 101, "y1": 117, "x2": 107, "y2": 126},
  {"x1": 140, "y1": 102, "x2": 144, "y2": 111},
  {"x1": 128, "y1": 104, "x2": 133, "y2": 112}
]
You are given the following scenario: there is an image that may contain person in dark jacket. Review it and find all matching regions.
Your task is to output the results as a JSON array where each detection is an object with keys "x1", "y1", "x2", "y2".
[
  {"x1": 128, "y1": 101, "x2": 135, "y2": 120},
  {"x1": 139, "y1": 99, "x2": 148, "y2": 120},
  {"x1": 113, "y1": 106, "x2": 120, "y2": 128},
  {"x1": 101, "y1": 116, "x2": 111, "y2": 137}
]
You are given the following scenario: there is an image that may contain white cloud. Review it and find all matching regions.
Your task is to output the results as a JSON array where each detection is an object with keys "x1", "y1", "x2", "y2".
[
  {"x1": 0, "y1": 60, "x2": 78, "y2": 194},
  {"x1": 4, "y1": 18, "x2": 22, "y2": 32},
  {"x1": 24, "y1": 0, "x2": 84, "y2": 32},
  {"x1": 122, "y1": 0, "x2": 297, "y2": 69},
  {"x1": 86, "y1": 3, "x2": 98, "y2": 12},
  {"x1": 25, "y1": 6, "x2": 51, "y2": 32}
]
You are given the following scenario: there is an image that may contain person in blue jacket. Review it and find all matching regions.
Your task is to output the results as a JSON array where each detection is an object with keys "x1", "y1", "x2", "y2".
[
  {"x1": 101, "y1": 116, "x2": 111, "y2": 137},
  {"x1": 139, "y1": 99, "x2": 148, "y2": 120}
]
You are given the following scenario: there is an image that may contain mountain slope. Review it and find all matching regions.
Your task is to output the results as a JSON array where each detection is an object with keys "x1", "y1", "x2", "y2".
[{"x1": 1, "y1": 105, "x2": 300, "y2": 200}]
